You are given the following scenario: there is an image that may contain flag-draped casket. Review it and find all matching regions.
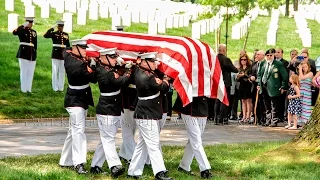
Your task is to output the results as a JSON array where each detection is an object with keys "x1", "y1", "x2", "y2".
[{"x1": 83, "y1": 31, "x2": 228, "y2": 107}]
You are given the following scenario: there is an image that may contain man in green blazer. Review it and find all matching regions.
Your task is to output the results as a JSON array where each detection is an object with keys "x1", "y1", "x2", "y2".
[{"x1": 257, "y1": 48, "x2": 288, "y2": 127}]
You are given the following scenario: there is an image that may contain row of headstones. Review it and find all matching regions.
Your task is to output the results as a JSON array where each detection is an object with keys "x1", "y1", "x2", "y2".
[
  {"x1": 267, "y1": 9, "x2": 280, "y2": 46},
  {"x1": 231, "y1": 7, "x2": 259, "y2": 40},
  {"x1": 191, "y1": 13, "x2": 224, "y2": 39},
  {"x1": 294, "y1": 12, "x2": 312, "y2": 47}
]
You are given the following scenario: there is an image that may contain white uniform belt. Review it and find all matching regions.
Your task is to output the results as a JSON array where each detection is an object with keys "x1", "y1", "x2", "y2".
[
  {"x1": 128, "y1": 84, "x2": 136, "y2": 88},
  {"x1": 101, "y1": 90, "x2": 121, "y2": 96},
  {"x1": 68, "y1": 84, "x2": 89, "y2": 90},
  {"x1": 53, "y1": 44, "x2": 66, "y2": 48},
  {"x1": 20, "y1": 42, "x2": 34, "y2": 47},
  {"x1": 138, "y1": 91, "x2": 160, "y2": 100}
]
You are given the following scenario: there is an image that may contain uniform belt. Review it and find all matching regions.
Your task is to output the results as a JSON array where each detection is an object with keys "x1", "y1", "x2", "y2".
[
  {"x1": 53, "y1": 44, "x2": 66, "y2": 48},
  {"x1": 138, "y1": 91, "x2": 160, "y2": 100},
  {"x1": 128, "y1": 84, "x2": 136, "y2": 88},
  {"x1": 101, "y1": 90, "x2": 121, "y2": 96},
  {"x1": 20, "y1": 42, "x2": 34, "y2": 47},
  {"x1": 68, "y1": 84, "x2": 89, "y2": 90}
]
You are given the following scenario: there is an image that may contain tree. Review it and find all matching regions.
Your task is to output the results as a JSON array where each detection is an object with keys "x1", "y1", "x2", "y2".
[
  {"x1": 285, "y1": 0, "x2": 290, "y2": 16},
  {"x1": 257, "y1": 0, "x2": 281, "y2": 14}
]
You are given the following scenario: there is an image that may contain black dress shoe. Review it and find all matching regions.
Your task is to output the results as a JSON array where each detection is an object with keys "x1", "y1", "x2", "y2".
[
  {"x1": 269, "y1": 123, "x2": 277, "y2": 127},
  {"x1": 177, "y1": 166, "x2": 195, "y2": 176},
  {"x1": 229, "y1": 116, "x2": 237, "y2": 120},
  {"x1": 75, "y1": 164, "x2": 88, "y2": 174},
  {"x1": 110, "y1": 165, "x2": 125, "y2": 178},
  {"x1": 155, "y1": 171, "x2": 173, "y2": 180},
  {"x1": 60, "y1": 165, "x2": 73, "y2": 169},
  {"x1": 127, "y1": 175, "x2": 141, "y2": 179},
  {"x1": 200, "y1": 169, "x2": 213, "y2": 179},
  {"x1": 90, "y1": 166, "x2": 106, "y2": 174}
]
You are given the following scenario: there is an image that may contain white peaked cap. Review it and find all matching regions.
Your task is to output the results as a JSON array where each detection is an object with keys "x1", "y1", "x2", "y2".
[
  {"x1": 140, "y1": 52, "x2": 158, "y2": 59},
  {"x1": 56, "y1": 20, "x2": 65, "y2": 25},
  {"x1": 70, "y1": 39, "x2": 87, "y2": 46},
  {"x1": 25, "y1": 17, "x2": 34, "y2": 22},
  {"x1": 99, "y1": 48, "x2": 117, "y2": 56}
]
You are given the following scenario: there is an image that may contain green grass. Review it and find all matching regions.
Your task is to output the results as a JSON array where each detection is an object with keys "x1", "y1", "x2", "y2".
[
  {"x1": 1, "y1": 141, "x2": 320, "y2": 179},
  {"x1": 1, "y1": 1, "x2": 320, "y2": 119}
]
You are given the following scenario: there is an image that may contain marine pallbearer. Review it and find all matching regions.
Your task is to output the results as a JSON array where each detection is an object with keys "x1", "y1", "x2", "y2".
[
  {"x1": 44, "y1": 20, "x2": 70, "y2": 92},
  {"x1": 59, "y1": 39, "x2": 96, "y2": 174},
  {"x1": 12, "y1": 17, "x2": 37, "y2": 93}
]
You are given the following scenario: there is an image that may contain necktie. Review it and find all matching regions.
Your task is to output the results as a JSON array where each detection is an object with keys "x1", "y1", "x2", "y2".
[{"x1": 262, "y1": 62, "x2": 270, "y2": 84}]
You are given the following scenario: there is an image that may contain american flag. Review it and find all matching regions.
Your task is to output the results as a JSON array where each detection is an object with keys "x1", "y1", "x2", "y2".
[{"x1": 83, "y1": 31, "x2": 228, "y2": 107}]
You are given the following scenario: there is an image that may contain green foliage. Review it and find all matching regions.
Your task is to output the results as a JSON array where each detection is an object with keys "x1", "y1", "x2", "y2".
[
  {"x1": 195, "y1": 12, "x2": 214, "y2": 21},
  {"x1": 257, "y1": 0, "x2": 281, "y2": 12}
]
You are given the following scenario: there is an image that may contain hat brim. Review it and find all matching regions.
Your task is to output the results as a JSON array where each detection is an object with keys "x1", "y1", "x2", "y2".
[
  {"x1": 77, "y1": 44, "x2": 88, "y2": 49},
  {"x1": 106, "y1": 54, "x2": 118, "y2": 58},
  {"x1": 143, "y1": 58, "x2": 156, "y2": 62}
]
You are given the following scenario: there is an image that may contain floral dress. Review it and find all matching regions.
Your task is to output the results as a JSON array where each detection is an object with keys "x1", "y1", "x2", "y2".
[{"x1": 287, "y1": 85, "x2": 302, "y2": 115}]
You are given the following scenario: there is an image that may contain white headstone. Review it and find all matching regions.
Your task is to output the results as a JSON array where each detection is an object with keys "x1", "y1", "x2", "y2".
[
  {"x1": 99, "y1": 3, "x2": 109, "y2": 18},
  {"x1": 89, "y1": 2, "x2": 98, "y2": 20},
  {"x1": 56, "y1": 0, "x2": 64, "y2": 13},
  {"x1": 122, "y1": 11, "x2": 132, "y2": 27},
  {"x1": 157, "y1": 17, "x2": 166, "y2": 34},
  {"x1": 205, "y1": 19, "x2": 210, "y2": 33},
  {"x1": 65, "y1": 0, "x2": 77, "y2": 13},
  {"x1": 63, "y1": 12, "x2": 73, "y2": 33},
  {"x1": 147, "y1": 11, "x2": 155, "y2": 23},
  {"x1": 200, "y1": 20, "x2": 207, "y2": 35},
  {"x1": 25, "y1": 5, "x2": 35, "y2": 17},
  {"x1": 109, "y1": 5, "x2": 118, "y2": 17},
  {"x1": 192, "y1": 22, "x2": 201, "y2": 39},
  {"x1": 183, "y1": 14, "x2": 189, "y2": 27},
  {"x1": 209, "y1": 19, "x2": 214, "y2": 32},
  {"x1": 24, "y1": 0, "x2": 32, "y2": 7},
  {"x1": 232, "y1": 24, "x2": 240, "y2": 39},
  {"x1": 178, "y1": 15, "x2": 184, "y2": 27},
  {"x1": 112, "y1": 14, "x2": 122, "y2": 30},
  {"x1": 5, "y1": 0, "x2": 14, "y2": 11},
  {"x1": 173, "y1": 15, "x2": 179, "y2": 28},
  {"x1": 148, "y1": 21, "x2": 158, "y2": 35},
  {"x1": 140, "y1": 11, "x2": 148, "y2": 23},
  {"x1": 267, "y1": 29, "x2": 276, "y2": 46},
  {"x1": 8, "y1": 13, "x2": 19, "y2": 32},
  {"x1": 166, "y1": 15, "x2": 173, "y2": 28},
  {"x1": 77, "y1": 8, "x2": 87, "y2": 25},
  {"x1": 132, "y1": 10, "x2": 140, "y2": 23},
  {"x1": 41, "y1": 2, "x2": 50, "y2": 18},
  {"x1": 80, "y1": 0, "x2": 88, "y2": 10}
]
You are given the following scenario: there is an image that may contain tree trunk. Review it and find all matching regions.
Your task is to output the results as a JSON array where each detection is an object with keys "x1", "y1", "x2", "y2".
[
  {"x1": 293, "y1": 0, "x2": 298, "y2": 11},
  {"x1": 293, "y1": 95, "x2": 320, "y2": 148},
  {"x1": 190, "y1": 0, "x2": 195, "y2": 3},
  {"x1": 285, "y1": 0, "x2": 290, "y2": 16}
]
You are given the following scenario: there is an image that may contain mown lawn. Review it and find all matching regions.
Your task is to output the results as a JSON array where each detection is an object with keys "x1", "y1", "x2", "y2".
[{"x1": 0, "y1": 141, "x2": 319, "y2": 179}]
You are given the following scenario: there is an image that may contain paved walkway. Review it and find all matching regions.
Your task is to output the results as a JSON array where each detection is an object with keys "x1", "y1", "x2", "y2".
[{"x1": 0, "y1": 120, "x2": 299, "y2": 158}]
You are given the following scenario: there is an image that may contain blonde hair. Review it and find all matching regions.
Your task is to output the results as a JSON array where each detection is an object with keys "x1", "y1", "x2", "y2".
[
  {"x1": 290, "y1": 74, "x2": 300, "y2": 87},
  {"x1": 300, "y1": 61, "x2": 311, "y2": 74}
]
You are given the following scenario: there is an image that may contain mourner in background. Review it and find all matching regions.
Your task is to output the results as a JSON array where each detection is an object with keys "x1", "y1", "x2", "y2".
[
  {"x1": 90, "y1": 48, "x2": 133, "y2": 177},
  {"x1": 59, "y1": 39, "x2": 96, "y2": 174},
  {"x1": 12, "y1": 17, "x2": 37, "y2": 93},
  {"x1": 128, "y1": 52, "x2": 172, "y2": 180},
  {"x1": 44, "y1": 20, "x2": 70, "y2": 92}
]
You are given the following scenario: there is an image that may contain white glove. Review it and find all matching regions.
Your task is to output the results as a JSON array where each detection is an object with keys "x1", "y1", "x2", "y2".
[
  {"x1": 125, "y1": 61, "x2": 133, "y2": 69},
  {"x1": 116, "y1": 57, "x2": 124, "y2": 65},
  {"x1": 51, "y1": 24, "x2": 58, "y2": 29},
  {"x1": 23, "y1": 21, "x2": 29, "y2": 28}
]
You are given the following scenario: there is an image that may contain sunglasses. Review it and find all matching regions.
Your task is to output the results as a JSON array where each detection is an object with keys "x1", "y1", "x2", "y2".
[
  {"x1": 303, "y1": 56, "x2": 308, "y2": 59},
  {"x1": 240, "y1": 59, "x2": 247, "y2": 61},
  {"x1": 266, "y1": 54, "x2": 273, "y2": 57}
]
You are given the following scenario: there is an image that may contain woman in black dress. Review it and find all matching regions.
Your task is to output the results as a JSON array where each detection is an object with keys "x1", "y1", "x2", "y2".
[{"x1": 237, "y1": 54, "x2": 253, "y2": 122}]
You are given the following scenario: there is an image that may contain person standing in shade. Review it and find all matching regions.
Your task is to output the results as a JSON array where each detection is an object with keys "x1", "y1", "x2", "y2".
[
  {"x1": 127, "y1": 52, "x2": 172, "y2": 180},
  {"x1": 215, "y1": 44, "x2": 239, "y2": 124},
  {"x1": 59, "y1": 39, "x2": 96, "y2": 174},
  {"x1": 257, "y1": 48, "x2": 288, "y2": 127},
  {"x1": 12, "y1": 17, "x2": 37, "y2": 93},
  {"x1": 44, "y1": 20, "x2": 70, "y2": 92},
  {"x1": 90, "y1": 48, "x2": 132, "y2": 177}
]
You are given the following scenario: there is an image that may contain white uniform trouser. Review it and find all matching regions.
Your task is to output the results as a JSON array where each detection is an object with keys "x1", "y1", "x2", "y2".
[
  {"x1": 119, "y1": 109, "x2": 136, "y2": 161},
  {"x1": 52, "y1": 59, "x2": 65, "y2": 91},
  {"x1": 128, "y1": 119, "x2": 167, "y2": 176},
  {"x1": 59, "y1": 107, "x2": 87, "y2": 166},
  {"x1": 18, "y1": 58, "x2": 36, "y2": 93},
  {"x1": 179, "y1": 114, "x2": 211, "y2": 172},
  {"x1": 145, "y1": 113, "x2": 167, "y2": 164},
  {"x1": 91, "y1": 115, "x2": 122, "y2": 168}
]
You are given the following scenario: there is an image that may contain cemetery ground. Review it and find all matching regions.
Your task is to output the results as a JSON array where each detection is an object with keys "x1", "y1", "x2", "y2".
[{"x1": 1, "y1": 1, "x2": 320, "y2": 179}]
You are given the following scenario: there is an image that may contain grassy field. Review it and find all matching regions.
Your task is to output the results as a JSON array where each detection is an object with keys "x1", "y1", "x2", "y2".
[
  {"x1": 1, "y1": 141, "x2": 320, "y2": 179},
  {"x1": 1, "y1": 1, "x2": 320, "y2": 119}
]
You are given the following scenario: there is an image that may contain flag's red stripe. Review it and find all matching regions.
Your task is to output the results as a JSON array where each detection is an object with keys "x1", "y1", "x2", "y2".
[{"x1": 185, "y1": 37, "x2": 204, "y2": 96}]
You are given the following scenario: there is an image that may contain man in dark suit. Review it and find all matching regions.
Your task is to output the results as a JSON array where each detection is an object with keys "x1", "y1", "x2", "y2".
[
  {"x1": 275, "y1": 48, "x2": 289, "y2": 122},
  {"x1": 44, "y1": 20, "x2": 70, "y2": 92},
  {"x1": 12, "y1": 17, "x2": 37, "y2": 93},
  {"x1": 214, "y1": 44, "x2": 239, "y2": 124},
  {"x1": 257, "y1": 49, "x2": 288, "y2": 127}
]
